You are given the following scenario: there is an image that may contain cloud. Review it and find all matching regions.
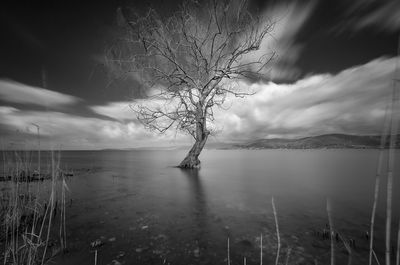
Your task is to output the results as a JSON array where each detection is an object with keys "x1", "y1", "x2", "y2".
[
  {"x1": 90, "y1": 85, "x2": 174, "y2": 122},
  {"x1": 0, "y1": 79, "x2": 80, "y2": 107},
  {"x1": 90, "y1": 101, "x2": 136, "y2": 121},
  {"x1": 341, "y1": 1, "x2": 400, "y2": 32},
  {"x1": 213, "y1": 56, "x2": 397, "y2": 140},
  {"x1": 1, "y1": 57, "x2": 397, "y2": 149},
  {"x1": 0, "y1": 106, "x2": 188, "y2": 150},
  {"x1": 241, "y1": 1, "x2": 316, "y2": 81},
  {"x1": 102, "y1": 1, "x2": 316, "y2": 86}
]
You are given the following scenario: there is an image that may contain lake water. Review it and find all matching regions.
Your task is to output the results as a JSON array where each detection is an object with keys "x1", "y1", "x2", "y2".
[{"x1": 3, "y1": 149, "x2": 400, "y2": 265}]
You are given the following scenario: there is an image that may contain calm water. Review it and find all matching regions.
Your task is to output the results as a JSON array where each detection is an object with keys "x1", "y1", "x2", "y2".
[{"x1": 3, "y1": 149, "x2": 400, "y2": 264}]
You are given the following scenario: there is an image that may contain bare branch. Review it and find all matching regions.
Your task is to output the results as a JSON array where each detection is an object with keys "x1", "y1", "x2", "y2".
[{"x1": 106, "y1": 0, "x2": 275, "y2": 141}]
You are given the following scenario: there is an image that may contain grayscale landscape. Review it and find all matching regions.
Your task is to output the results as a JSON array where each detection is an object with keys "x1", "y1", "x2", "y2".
[{"x1": 0, "y1": 0, "x2": 400, "y2": 265}]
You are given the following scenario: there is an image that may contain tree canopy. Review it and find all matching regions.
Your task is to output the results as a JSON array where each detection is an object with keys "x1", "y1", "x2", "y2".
[{"x1": 106, "y1": 0, "x2": 276, "y2": 167}]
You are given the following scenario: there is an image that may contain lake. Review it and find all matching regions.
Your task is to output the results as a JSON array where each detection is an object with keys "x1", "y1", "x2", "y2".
[{"x1": 3, "y1": 149, "x2": 400, "y2": 265}]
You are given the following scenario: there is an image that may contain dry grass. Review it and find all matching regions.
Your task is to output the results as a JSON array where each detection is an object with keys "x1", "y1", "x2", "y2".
[{"x1": 1, "y1": 149, "x2": 69, "y2": 265}]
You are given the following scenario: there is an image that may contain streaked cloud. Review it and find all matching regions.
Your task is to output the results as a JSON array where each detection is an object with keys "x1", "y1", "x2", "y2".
[
  {"x1": 90, "y1": 101, "x2": 136, "y2": 121},
  {"x1": 101, "y1": 2, "x2": 316, "y2": 85},
  {"x1": 0, "y1": 56, "x2": 397, "y2": 148},
  {"x1": 241, "y1": 1, "x2": 316, "y2": 81},
  {"x1": 341, "y1": 1, "x2": 400, "y2": 33},
  {"x1": 214, "y1": 56, "x2": 397, "y2": 140},
  {"x1": 0, "y1": 79, "x2": 80, "y2": 108},
  {"x1": 0, "y1": 106, "x2": 186, "y2": 149}
]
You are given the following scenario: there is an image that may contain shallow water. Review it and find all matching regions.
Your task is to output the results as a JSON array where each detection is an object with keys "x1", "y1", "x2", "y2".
[{"x1": 3, "y1": 149, "x2": 400, "y2": 264}]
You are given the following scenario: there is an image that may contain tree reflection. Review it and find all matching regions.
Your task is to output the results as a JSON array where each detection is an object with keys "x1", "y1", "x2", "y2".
[{"x1": 179, "y1": 169, "x2": 209, "y2": 248}]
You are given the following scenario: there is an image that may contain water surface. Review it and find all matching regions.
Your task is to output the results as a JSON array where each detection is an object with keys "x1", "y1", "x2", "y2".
[{"x1": 8, "y1": 149, "x2": 400, "y2": 265}]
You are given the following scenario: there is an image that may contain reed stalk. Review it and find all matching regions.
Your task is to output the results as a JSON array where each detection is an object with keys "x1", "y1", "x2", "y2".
[
  {"x1": 1, "y1": 137, "x2": 68, "y2": 265},
  {"x1": 285, "y1": 247, "x2": 291, "y2": 265},
  {"x1": 327, "y1": 198, "x2": 335, "y2": 265},
  {"x1": 386, "y1": 77, "x2": 399, "y2": 265},
  {"x1": 271, "y1": 197, "x2": 281, "y2": 265},
  {"x1": 260, "y1": 233, "x2": 263, "y2": 265},
  {"x1": 338, "y1": 233, "x2": 352, "y2": 265},
  {"x1": 369, "y1": 96, "x2": 391, "y2": 265},
  {"x1": 396, "y1": 221, "x2": 400, "y2": 265},
  {"x1": 386, "y1": 33, "x2": 400, "y2": 265},
  {"x1": 394, "y1": 34, "x2": 400, "y2": 265},
  {"x1": 227, "y1": 237, "x2": 230, "y2": 265},
  {"x1": 40, "y1": 151, "x2": 57, "y2": 265}
]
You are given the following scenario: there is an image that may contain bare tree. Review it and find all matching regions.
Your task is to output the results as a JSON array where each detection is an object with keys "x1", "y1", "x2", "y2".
[{"x1": 106, "y1": 0, "x2": 275, "y2": 168}]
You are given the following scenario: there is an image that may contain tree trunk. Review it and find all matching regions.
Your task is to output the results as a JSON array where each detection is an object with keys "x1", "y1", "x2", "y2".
[{"x1": 179, "y1": 120, "x2": 209, "y2": 169}]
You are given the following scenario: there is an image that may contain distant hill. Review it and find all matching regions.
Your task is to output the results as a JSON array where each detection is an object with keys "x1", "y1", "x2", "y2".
[
  {"x1": 211, "y1": 134, "x2": 400, "y2": 150},
  {"x1": 99, "y1": 134, "x2": 400, "y2": 151}
]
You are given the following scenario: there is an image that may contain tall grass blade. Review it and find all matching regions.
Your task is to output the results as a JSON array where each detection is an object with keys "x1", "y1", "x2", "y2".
[
  {"x1": 386, "y1": 33, "x2": 400, "y2": 265},
  {"x1": 260, "y1": 233, "x2": 263, "y2": 265},
  {"x1": 227, "y1": 237, "x2": 230, "y2": 265},
  {"x1": 370, "y1": 95, "x2": 391, "y2": 265},
  {"x1": 396, "y1": 220, "x2": 400, "y2": 265},
  {"x1": 272, "y1": 197, "x2": 280, "y2": 265},
  {"x1": 327, "y1": 198, "x2": 335, "y2": 265}
]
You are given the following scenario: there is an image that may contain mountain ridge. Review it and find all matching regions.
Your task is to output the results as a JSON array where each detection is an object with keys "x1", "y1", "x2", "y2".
[
  {"x1": 213, "y1": 133, "x2": 400, "y2": 150},
  {"x1": 97, "y1": 134, "x2": 400, "y2": 151}
]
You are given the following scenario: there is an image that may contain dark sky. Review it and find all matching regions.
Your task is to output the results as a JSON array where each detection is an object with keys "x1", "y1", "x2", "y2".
[
  {"x1": 296, "y1": 1, "x2": 398, "y2": 74},
  {"x1": 0, "y1": 0, "x2": 397, "y2": 104},
  {"x1": 0, "y1": 1, "x2": 119, "y2": 103},
  {"x1": 0, "y1": 0, "x2": 399, "y2": 148}
]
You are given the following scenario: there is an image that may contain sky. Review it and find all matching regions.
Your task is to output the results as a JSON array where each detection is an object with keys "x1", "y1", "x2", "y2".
[{"x1": 0, "y1": 0, "x2": 399, "y2": 149}]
